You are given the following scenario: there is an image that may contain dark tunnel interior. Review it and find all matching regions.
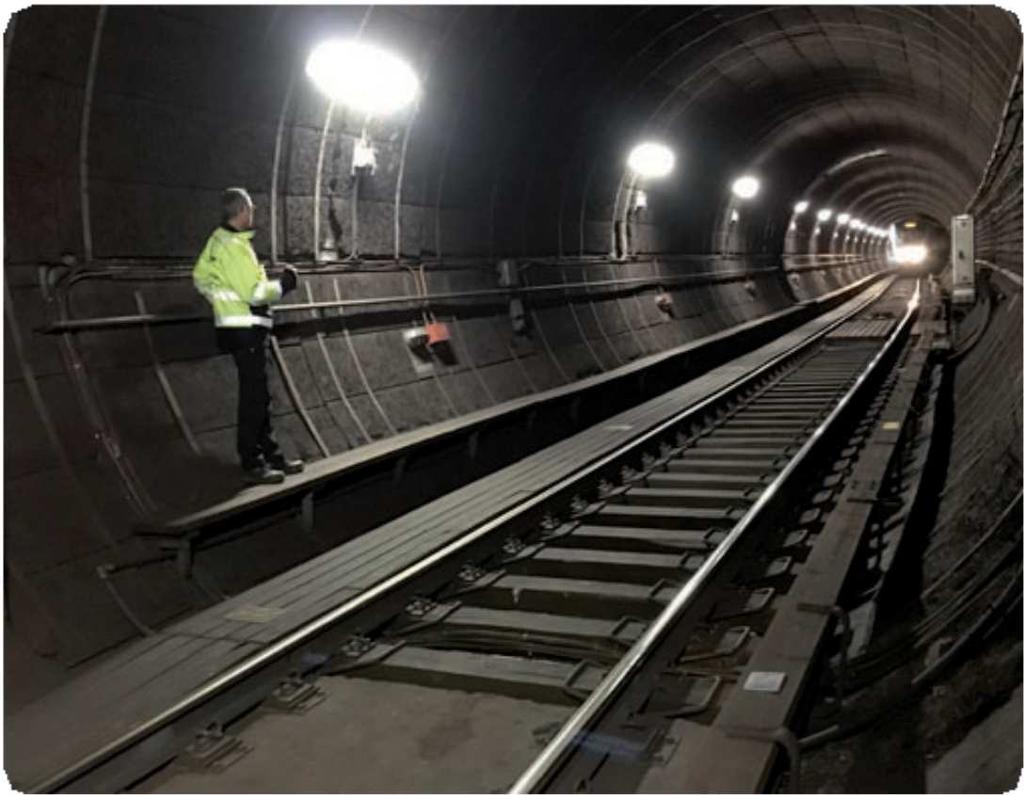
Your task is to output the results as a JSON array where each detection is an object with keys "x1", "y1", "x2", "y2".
[{"x1": 3, "y1": 5, "x2": 1022, "y2": 792}]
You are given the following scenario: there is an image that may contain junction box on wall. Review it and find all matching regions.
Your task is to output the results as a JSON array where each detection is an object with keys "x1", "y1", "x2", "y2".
[
  {"x1": 403, "y1": 321, "x2": 452, "y2": 378},
  {"x1": 352, "y1": 135, "x2": 377, "y2": 175},
  {"x1": 497, "y1": 258, "x2": 527, "y2": 334},
  {"x1": 655, "y1": 287, "x2": 674, "y2": 317},
  {"x1": 403, "y1": 322, "x2": 451, "y2": 352},
  {"x1": 950, "y1": 214, "x2": 975, "y2": 305}
]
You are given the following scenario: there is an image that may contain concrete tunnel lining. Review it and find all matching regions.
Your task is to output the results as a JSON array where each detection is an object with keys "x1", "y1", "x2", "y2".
[{"x1": 2, "y1": 3, "x2": 1021, "y2": 747}]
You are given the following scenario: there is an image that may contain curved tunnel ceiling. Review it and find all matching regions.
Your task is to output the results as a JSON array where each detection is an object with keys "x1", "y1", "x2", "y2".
[{"x1": 4, "y1": 5, "x2": 1021, "y2": 265}]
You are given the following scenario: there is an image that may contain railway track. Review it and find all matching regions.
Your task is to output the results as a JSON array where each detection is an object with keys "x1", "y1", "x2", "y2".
[
  {"x1": 330, "y1": 342, "x2": 890, "y2": 693},
  {"x1": 319, "y1": 283, "x2": 918, "y2": 793},
  {"x1": 44, "y1": 278, "x2": 924, "y2": 794}
]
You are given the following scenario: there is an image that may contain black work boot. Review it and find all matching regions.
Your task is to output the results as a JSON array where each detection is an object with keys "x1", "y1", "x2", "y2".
[
  {"x1": 267, "y1": 456, "x2": 304, "y2": 476},
  {"x1": 242, "y1": 460, "x2": 285, "y2": 485}
]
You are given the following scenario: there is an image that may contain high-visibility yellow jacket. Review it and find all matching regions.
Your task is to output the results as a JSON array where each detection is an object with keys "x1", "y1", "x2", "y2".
[{"x1": 193, "y1": 226, "x2": 282, "y2": 328}]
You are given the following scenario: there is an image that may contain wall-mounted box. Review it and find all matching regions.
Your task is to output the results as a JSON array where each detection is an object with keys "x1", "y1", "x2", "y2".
[{"x1": 950, "y1": 214, "x2": 975, "y2": 305}]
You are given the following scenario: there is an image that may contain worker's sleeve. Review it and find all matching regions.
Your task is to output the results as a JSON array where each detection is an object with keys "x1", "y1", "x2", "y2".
[
  {"x1": 191, "y1": 239, "x2": 219, "y2": 304},
  {"x1": 248, "y1": 273, "x2": 283, "y2": 306},
  {"x1": 220, "y1": 242, "x2": 283, "y2": 306}
]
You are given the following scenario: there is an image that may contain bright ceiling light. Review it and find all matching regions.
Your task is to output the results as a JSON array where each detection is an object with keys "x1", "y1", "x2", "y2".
[
  {"x1": 850, "y1": 219, "x2": 863, "y2": 229},
  {"x1": 793, "y1": 200, "x2": 809, "y2": 214},
  {"x1": 627, "y1": 142, "x2": 675, "y2": 179},
  {"x1": 306, "y1": 40, "x2": 420, "y2": 116},
  {"x1": 731, "y1": 175, "x2": 760, "y2": 199},
  {"x1": 903, "y1": 220, "x2": 918, "y2": 229},
  {"x1": 891, "y1": 244, "x2": 927, "y2": 265},
  {"x1": 817, "y1": 208, "x2": 833, "y2": 222},
  {"x1": 837, "y1": 212, "x2": 851, "y2": 226}
]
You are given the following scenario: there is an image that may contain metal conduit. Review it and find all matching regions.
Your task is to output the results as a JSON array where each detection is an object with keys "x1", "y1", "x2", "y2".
[{"x1": 40, "y1": 263, "x2": 827, "y2": 333}]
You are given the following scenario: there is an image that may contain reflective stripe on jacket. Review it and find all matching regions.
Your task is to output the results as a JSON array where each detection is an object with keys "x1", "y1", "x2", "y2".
[{"x1": 192, "y1": 226, "x2": 282, "y2": 328}]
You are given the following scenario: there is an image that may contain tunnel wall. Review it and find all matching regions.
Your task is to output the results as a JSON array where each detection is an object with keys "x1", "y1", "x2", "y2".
[
  {"x1": 972, "y1": 67, "x2": 1023, "y2": 277},
  {"x1": 1, "y1": 7, "x2": 897, "y2": 665}
]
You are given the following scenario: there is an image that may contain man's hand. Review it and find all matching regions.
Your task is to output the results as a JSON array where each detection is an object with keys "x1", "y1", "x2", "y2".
[{"x1": 280, "y1": 266, "x2": 299, "y2": 294}]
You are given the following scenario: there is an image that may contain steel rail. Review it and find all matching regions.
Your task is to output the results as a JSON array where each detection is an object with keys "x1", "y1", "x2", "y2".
[
  {"x1": 509, "y1": 279, "x2": 920, "y2": 793},
  {"x1": 31, "y1": 277, "x2": 897, "y2": 793}
]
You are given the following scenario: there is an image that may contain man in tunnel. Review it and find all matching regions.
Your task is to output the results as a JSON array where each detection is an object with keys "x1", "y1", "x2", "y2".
[{"x1": 193, "y1": 187, "x2": 304, "y2": 485}]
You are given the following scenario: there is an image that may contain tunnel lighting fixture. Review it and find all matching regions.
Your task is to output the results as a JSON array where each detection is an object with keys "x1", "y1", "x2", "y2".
[
  {"x1": 826, "y1": 148, "x2": 889, "y2": 175},
  {"x1": 836, "y1": 212, "x2": 851, "y2": 226},
  {"x1": 891, "y1": 243, "x2": 927, "y2": 265},
  {"x1": 627, "y1": 142, "x2": 675, "y2": 179},
  {"x1": 903, "y1": 220, "x2": 918, "y2": 229},
  {"x1": 730, "y1": 209, "x2": 740, "y2": 223},
  {"x1": 306, "y1": 40, "x2": 420, "y2": 116},
  {"x1": 850, "y1": 219, "x2": 863, "y2": 229},
  {"x1": 816, "y1": 208, "x2": 833, "y2": 222},
  {"x1": 634, "y1": 190, "x2": 648, "y2": 210},
  {"x1": 789, "y1": 221, "x2": 797, "y2": 231},
  {"x1": 731, "y1": 175, "x2": 760, "y2": 200},
  {"x1": 793, "y1": 200, "x2": 809, "y2": 214}
]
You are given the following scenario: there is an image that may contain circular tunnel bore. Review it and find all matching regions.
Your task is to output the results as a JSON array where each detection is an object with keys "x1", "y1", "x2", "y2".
[{"x1": 4, "y1": 6, "x2": 1022, "y2": 794}]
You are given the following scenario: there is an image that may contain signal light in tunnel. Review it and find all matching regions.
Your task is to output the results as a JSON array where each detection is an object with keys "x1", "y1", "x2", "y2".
[
  {"x1": 731, "y1": 175, "x2": 760, "y2": 199},
  {"x1": 627, "y1": 142, "x2": 675, "y2": 178},
  {"x1": 306, "y1": 40, "x2": 420, "y2": 116}
]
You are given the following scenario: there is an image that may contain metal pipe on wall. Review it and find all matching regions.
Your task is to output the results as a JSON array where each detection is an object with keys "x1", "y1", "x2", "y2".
[
  {"x1": 78, "y1": 6, "x2": 106, "y2": 262},
  {"x1": 42, "y1": 265, "x2": 790, "y2": 333}
]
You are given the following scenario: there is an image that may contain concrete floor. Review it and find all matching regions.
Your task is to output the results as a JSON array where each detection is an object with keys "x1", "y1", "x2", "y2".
[
  {"x1": 926, "y1": 685, "x2": 1023, "y2": 794},
  {"x1": 139, "y1": 675, "x2": 572, "y2": 793}
]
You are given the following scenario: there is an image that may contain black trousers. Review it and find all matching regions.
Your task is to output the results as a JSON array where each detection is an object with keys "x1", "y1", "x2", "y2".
[{"x1": 217, "y1": 327, "x2": 281, "y2": 468}]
